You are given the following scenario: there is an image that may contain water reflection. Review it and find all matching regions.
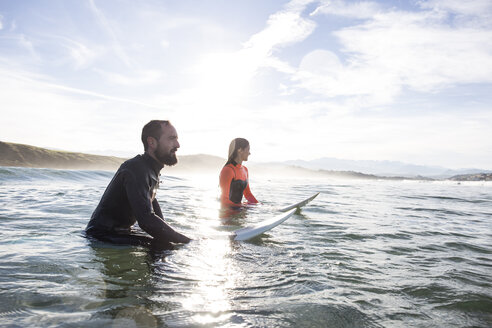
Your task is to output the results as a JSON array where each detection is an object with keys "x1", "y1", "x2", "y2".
[
  {"x1": 182, "y1": 238, "x2": 237, "y2": 325},
  {"x1": 219, "y1": 205, "x2": 249, "y2": 225},
  {"x1": 86, "y1": 174, "x2": 250, "y2": 327},
  {"x1": 155, "y1": 175, "x2": 245, "y2": 327},
  {"x1": 87, "y1": 242, "x2": 163, "y2": 327},
  {"x1": 219, "y1": 205, "x2": 243, "y2": 221}
]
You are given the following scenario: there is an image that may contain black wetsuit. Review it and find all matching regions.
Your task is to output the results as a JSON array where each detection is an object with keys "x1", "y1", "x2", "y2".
[{"x1": 86, "y1": 153, "x2": 190, "y2": 248}]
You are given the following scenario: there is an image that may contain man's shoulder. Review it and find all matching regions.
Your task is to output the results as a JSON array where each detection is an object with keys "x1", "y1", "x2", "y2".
[
  {"x1": 116, "y1": 155, "x2": 153, "y2": 185},
  {"x1": 118, "y1": 155, "x2": 147, "y2": 176},
  {"x1": 121, "y1": 155, "x2": 144, "y2": 168}
]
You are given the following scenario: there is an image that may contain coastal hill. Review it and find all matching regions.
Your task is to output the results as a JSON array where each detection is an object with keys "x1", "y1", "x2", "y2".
[
  {"x1": 1, "y1": 141, "x2": 490, "y2": 181},
  {"x1": 449, "y1": 173, "x2": 492, "y2": 181},
  {"x1": 0, "y1": 141, "x2": 225, "y2": 173},
  {"x1": 0, "y1": 141, "x2": 386, "y2": 179},
  {"x1": 0, "y1": 141, "x2": 124, "y2": 170}
]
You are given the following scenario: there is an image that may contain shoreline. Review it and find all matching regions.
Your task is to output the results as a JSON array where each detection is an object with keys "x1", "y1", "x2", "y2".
[{"x1": 1, "y1": 141, "x2": 490, "y2": 181}]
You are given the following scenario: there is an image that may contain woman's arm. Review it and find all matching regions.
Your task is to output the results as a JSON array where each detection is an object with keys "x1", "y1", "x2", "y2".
[
  {"x1": 243, "y1": 184, "x2": 258, "y2": 203},
  {"x1": 243, "y1": 167, "x2": 258, "y2": 203},
  {"x1": 219, "y1": 166, "x2": 240, "y2": 206}
]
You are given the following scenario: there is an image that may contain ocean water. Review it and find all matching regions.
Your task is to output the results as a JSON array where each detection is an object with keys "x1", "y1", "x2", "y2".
[{"x1": 0, "y1": 166, "x2": 491, "y2": 328}]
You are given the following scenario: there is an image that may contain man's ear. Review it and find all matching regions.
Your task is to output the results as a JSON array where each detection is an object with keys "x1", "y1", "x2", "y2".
[{"x1": 147, "y1": 136, "x2": 157, "y2": 150}]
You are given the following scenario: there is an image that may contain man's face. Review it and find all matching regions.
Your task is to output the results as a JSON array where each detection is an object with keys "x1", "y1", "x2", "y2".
[{"x1": 153, "y1": 124, "x2": 180, "y2": 166}]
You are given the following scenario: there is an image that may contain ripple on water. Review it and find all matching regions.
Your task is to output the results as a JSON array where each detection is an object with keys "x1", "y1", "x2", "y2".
[
  {"x1": 1, "y1": 169, "x2": 492, "y2": 327},
  {"x1": 280, "y1": 303, "x2": 381, "y2": 328},
  {"x1": 444, "y1": 241, "x2": 492, "y2": 254},
  {"x1": 434, "y1": 295, "x2": 492, "y2": 313}
]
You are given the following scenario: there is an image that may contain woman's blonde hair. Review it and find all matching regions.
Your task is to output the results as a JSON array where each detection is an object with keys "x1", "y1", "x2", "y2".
[{"x1": 226, "y1": 138, "x2": 249, "y2": 165}]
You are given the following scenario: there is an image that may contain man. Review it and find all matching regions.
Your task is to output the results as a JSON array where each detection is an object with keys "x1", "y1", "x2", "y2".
[{"x1": 86, "y1": 120, "x2": 191, "y2": 249}]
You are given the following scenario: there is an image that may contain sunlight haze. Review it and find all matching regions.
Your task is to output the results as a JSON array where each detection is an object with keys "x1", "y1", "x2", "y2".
[{"x1": 0, "y1": 0, "x2": 491, "y2": 169}]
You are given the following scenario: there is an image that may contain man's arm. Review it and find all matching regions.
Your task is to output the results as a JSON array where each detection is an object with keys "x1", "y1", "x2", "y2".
[
  {"x1": 151, "y1": 198, "x2": 191, "y2": 243},
  {"x1": 124, "y1": 170, "x2": 191, "y2": 243},
  {"x1": 152, "y1": 198, "x2": 164, "y2": 218}
]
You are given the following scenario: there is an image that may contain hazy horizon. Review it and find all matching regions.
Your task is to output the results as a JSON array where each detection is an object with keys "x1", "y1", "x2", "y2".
[
  {"x1": 3, "y1": 139, "x2": 491, "y2": 173},
  {"x1": 1, "y1": 0, "x2": 491, "y2": 170},
  {"x1": 79, "y1": 148, "x2": 492, "y2": 171}
]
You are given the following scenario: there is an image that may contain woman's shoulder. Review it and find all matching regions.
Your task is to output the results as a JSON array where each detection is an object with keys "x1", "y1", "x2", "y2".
[
  {"x1": 221, "y1": 163, "x2": 249, "y2": 173},
  {"x1": 220, "y1": 164, "x2": 236, "y2": 175}
]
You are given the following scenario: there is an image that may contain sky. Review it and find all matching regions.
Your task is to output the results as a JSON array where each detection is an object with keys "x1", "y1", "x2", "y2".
[{"x1": 0, "y1": 0, "x2": 491, "y2": 169}]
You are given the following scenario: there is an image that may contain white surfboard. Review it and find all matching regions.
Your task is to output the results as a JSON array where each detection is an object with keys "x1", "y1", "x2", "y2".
[
  {"x1": 231, "y1": 193, "x2": 320, "y2": 241},
  {"x1": 232, "y1": 208, "x2": 296, "y2": 241},
  {"x1": 278, "y1": 192, "x2": 320, "y2": 212}
]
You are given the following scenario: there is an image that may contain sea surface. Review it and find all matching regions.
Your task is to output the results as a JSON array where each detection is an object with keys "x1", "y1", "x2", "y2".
[{"x1": 0, "y1": 166, "x2": 491, "y2": 328}]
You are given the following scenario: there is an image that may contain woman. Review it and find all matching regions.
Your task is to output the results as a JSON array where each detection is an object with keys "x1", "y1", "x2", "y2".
[{"x1": 219, "y1": 138, "x2": 258, "y2": 207}]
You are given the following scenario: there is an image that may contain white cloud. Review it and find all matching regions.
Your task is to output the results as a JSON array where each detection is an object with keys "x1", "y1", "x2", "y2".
[
  {"x1": 247, "y1": 99, "x2": 492, "y2": 168},
  {"x1": 56, "y1": 37, "x2": 99, "y2": 69},
  {"x1": 338, "y1": 10, "x2": 492, "y2": 87},
  {"x1": 180, "y1": 1, "x2": 316, "y2": 111},
  {"x1": 311, "y1": 0, "x2": 383, "y2": 19},
  {"x1": 88, "y1": 0, "x2": 132, "y2": 67},
  {"x1": 94, "y1": 68, "x2": 162, "y2": 86},
  {"x1": 419, "y1": 0, "x2": 492, "y2": 21},
  {"x1": 0, "y1": 15, "x2": 3, "y2": 30},
  {"x1": 15, "y1": 34, "x2": 39, "y2": 59},
  {"x1": 160, "y1": 40, "x2": 170, "y2": 48},
  {"x1": 0, "y1": 64, "x2": 162, "y2": 154},
  {"x1": 245, "y1": 8, "x2": 316, "y2": 52},
  {"x1": 1, "y1": 0, "x2": 491, "y2": 169},
  {"x1": 0, "y1": 63, "x2": 161, "y2": 109},
  {"x1": 291, "y1": 1, "x2": 492, "y2": 106}
]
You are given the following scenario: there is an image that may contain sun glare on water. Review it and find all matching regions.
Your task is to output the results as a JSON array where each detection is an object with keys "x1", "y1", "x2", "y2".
[{"x1": 166, "y1": 174, "x2": 243, "y2": 325}]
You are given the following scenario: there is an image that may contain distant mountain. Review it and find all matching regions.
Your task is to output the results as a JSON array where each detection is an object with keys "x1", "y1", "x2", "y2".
[{"x1": 281, "y1": 158, "x2": 490, "y2": 178}]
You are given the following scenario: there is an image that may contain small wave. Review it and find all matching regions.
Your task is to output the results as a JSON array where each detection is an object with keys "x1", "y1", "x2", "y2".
[
  {"x1": 384, "y1": 246, "x2": 415, "y2": 256},
  {"x1": 428, "y1": 195, "x2": 492, "y2": 204},
  {"x1": 401, "y1": 194, "x2": 492, "y2": 204},
  {"x1": 0, "y1": 307, "x2": 35, "y2": 318},
  {"x1": 443, "y1": 256, "x2": 466, "y2": 263},
  {"x1": 396, "y1": 206, "x2": 470, "y2": 217},
  {"x1": 402, "y1": 283, "x2": 454, "y2": 300},
  {"x1": 444, "y1": 241, "x2": 492, "y2": 254},
  {"x1": 341, "y1": 233, "x2": 376, "y2": 241},
  {"x1": 161, "y1": 175, "x2": 186, "y2": 181},
  {"x1": 434, "y1": 296, "x2": 492, "y2": 313},
  {"x1": 418, "y1": 243, "x2": 448, "y2": 252},
  {"x1": 376, "y1": 232, "x2": 412, "y2": 240},
  {"x1": 0, "y1": 166, "x2": 114, "y2": 183},
  {"x1": 280, "y1": 303, "x2": 380, "y2": 328}
]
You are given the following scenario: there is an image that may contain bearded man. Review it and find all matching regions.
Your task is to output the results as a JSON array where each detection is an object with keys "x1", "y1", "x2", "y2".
[{"x1": 86, "y1": 120, "x2": 191, "y2": 249}]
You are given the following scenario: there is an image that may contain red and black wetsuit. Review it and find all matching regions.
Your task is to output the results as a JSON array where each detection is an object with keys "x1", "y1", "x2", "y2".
[{"x1": 219, "y1": 161, "x2": 258, "y2": 206}]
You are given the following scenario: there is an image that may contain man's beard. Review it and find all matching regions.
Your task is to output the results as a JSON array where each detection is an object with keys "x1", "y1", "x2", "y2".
[{"x1": 155, "y1": 148, "x2": 178, "y2": 166}]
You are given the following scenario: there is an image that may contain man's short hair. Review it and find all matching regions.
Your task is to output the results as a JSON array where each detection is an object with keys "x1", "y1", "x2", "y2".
[{"x1": 141, "y1": 120, "x2": 170, "y2": 151}]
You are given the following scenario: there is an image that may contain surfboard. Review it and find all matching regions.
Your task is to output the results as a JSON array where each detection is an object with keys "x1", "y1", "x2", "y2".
[
  {"x1": 232, "y1": 208, "x2": 296, "y2": 241},
  {"x1": 231, "y1": 193, "x2": 319, "y2": 241},
  {"x1": 277, "y1": 192, "x2": 320, "y2": 212}
]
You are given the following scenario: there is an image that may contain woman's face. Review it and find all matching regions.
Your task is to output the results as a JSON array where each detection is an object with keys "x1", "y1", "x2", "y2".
[{"x1": 238, "y1": 145, "x2": 251, "y2": 162}]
